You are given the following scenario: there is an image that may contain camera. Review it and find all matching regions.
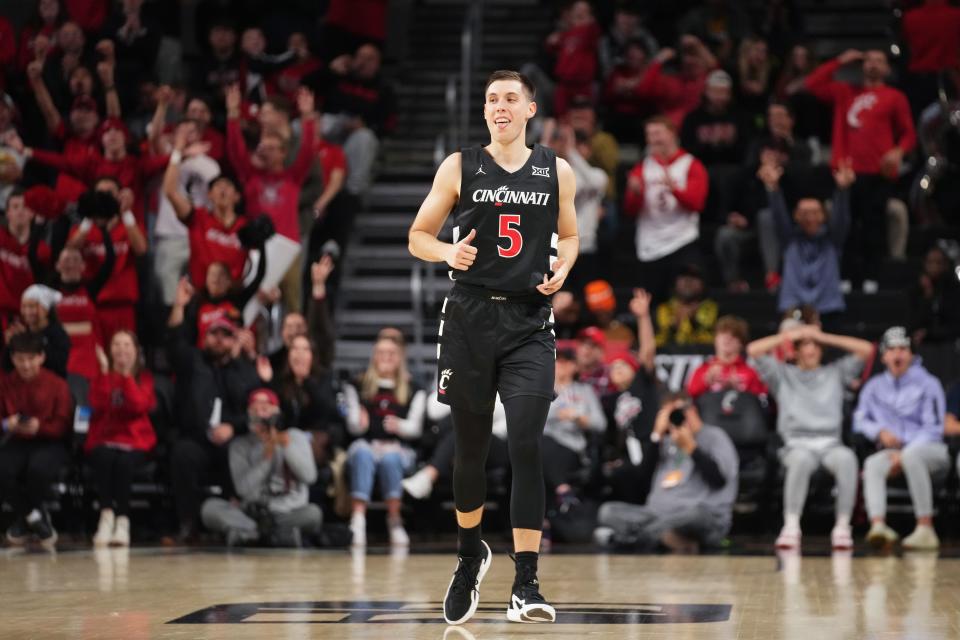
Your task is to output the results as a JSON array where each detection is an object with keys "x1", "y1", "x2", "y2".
[
  {"x1": 251, "y1": 412, "x2": 283, "y2": 430},
  {"x1": 237, "y1": 214, "x2": 275, "y2": 248},
  {"x1": 77, "y1": 190, "x2": 119, "y2": 221},
  {"x1": 668, "y1": 407, "x2": 687, "y2": 427}
]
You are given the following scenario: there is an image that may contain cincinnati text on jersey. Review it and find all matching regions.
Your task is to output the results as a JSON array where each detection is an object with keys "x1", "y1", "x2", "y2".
[{"x1": 471, "y1": 185, "x2": 552, "y2": 206}]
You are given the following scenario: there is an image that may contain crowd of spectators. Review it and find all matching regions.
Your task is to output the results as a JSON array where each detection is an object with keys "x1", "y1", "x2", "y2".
[{"x1": 1, "y1": 0, "x2": 960, "y2": 557}]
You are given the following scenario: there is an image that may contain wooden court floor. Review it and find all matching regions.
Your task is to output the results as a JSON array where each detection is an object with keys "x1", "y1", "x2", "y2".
[{"x1": 2, "y1": 546, "x2": 959, "y2": 639}]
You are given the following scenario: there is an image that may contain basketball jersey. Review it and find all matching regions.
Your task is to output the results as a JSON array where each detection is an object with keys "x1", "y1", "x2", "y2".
[{"x1": 452, "y1": 144, "x2": 559, "y2": 292}]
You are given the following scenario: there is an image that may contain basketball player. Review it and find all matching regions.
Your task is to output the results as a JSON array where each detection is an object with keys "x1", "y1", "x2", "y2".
[{"x1": 408, "y1": 70, "x2": 579, "y2": 625}]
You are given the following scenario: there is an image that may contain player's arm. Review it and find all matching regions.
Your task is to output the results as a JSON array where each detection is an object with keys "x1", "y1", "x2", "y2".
[
  {"x1": 537, "y1": 157, "x2": 578, "y2": 296},
  {"x1": 408, "y1": 153, "x2": 474, "y2": 269}
]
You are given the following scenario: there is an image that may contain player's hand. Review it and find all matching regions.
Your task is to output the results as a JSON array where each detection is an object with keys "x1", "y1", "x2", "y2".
[
  {"x1": 446, "y1": 228, "x2": 478, "y2": 271},
  {"x1": 537, "y1": 258, "x2": 569, "y2": 296}
]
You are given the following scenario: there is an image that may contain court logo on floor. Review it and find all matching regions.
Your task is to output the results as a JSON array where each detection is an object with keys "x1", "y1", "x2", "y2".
[{"x1": 168, "y1": 600, "x2": 731, "y2": 624}]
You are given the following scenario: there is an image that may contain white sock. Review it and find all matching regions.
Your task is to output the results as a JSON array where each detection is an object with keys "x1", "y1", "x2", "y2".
[
  {"x1": 351, "y1": 512, "x2": 365, "y2": 525},
  {"x1": 784, "y1": 514, "x2": 800, "y2": 531},
  {"x1": 26, "y1": 509, "x2": 41, "y2": 524},
  {"x1": 835, "y1": 514, "x2": 850, "y2": 529}
]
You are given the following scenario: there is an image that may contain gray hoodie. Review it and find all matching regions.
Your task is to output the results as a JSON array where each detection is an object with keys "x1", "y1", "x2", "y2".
[
  {"x1": 754, "y1": 354, "x2": 863, "y2": 449},
  {"x1": 229, "y1": 428, "x2": 318, "y2": 514}
]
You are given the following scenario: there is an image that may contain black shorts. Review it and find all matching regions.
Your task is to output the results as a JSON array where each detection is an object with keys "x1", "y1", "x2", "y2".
[{"x1": 436, "y1": 283, "x2": 556, "y2": 415}]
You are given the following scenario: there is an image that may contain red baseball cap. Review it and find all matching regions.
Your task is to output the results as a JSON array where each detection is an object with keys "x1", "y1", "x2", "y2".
[
  {"x1": 248, "y1": 388, "x2": 279, "y2": 407},
  {"x1": 98, "y1": 117, "x2": 130, "y2": 142},
  {"x1": 605, "y1": 350, "x2": 640, "y2": 372},
  {"x1": 577, "y1": 326, "x2": 607, "y2": 348}
]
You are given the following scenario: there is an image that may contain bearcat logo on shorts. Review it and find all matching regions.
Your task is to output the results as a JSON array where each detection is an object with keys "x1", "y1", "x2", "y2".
[
  {"x1": 439, "y1": 369, "x2": 453, "y2": 394},
  {"x1": 472, "y1": 185, "x2": 551, "y2": 206}
]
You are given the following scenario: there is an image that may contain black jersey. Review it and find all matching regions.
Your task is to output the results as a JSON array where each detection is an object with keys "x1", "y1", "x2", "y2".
[{"x1": 451, "y1": 144, "x2": 560, "y2": 293}]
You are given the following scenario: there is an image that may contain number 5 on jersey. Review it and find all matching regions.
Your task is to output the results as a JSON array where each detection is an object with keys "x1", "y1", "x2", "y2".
[{"x1": 498, "y1": 214, "x2": 523, "y2": 258}]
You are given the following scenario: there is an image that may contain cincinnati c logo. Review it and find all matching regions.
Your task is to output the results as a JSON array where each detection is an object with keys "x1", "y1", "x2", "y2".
[{"x1": 439, "y1": 369, "x2": 454, "y2": 394}]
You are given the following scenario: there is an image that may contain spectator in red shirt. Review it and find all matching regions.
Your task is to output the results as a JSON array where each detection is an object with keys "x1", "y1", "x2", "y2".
[
  {"x1": 603, "y1": 39, "x2": 654, "y2": 143},
  {"x1": 805, "y1": 48, "x2": 916, "y2": 290},
  {"x1": 163, "y1": 126, "x2": 249, "y2": 290},
  {"x1": 0, "y1": 332, "x2": 73, "y2": 550},
  {"x1": 623, "y1": 116, "x2": 709, "y2": 302},
  {"x1": 636, "y1": 35, "x2": 718, "y2": 129},
  {"x1": 86, "y1": 329, "x2": 156, "y2": 548},
  {"x1": 55, "y1": 241, "x2": 115, "y2": 387},
  {"x1": 687, "y1": 315, "x2": 767, "y2": 400},
  {"x1": 17, "y1": 0, "x2": 65, "y2": 73},
  {"x1": 547, "y1": 0, "x2": 602, "y2": 116},
  {"x1": 576, "y1": 326, "x2": 616, "y2": 396},
  {"x1": 273, "y1": 33, "x2": 324, "y2": 104},
  {"x1": 226, "y1": 83, "x2": 316, "y2": 312},
  {"x1": 20, "y1": 117, "x2": 168, "y2": 221},
  {"x1": 66, "y1": 182, "x2": 147, "y2": 341},
  {"x1": 902, "y1": 0, "x2": 960, "y2": 117},
  {"x1": 65, "y1": 0, "x2": 110, "y2": 35},
  {"x1": 0, "y1": 189, "x2": 51, "y2": 327},
  {"x1": 323, "y1": 0, "x2": 388, "y2": 56}
]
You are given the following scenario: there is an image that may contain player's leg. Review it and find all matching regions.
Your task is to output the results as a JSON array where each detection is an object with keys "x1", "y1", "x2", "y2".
[
  {"x1": 437, "y1": 290, "x2": 497, "y2": 625},
  {"x1": 443, "y1": 406, "x2": 495, "y2": 625},
  {"x1": 503, "y1": 395, "x2": 556, "y2": 624}
]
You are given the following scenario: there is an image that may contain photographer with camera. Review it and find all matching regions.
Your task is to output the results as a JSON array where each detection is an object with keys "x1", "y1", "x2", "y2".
[
  {"x1": 201, "y1": 388, "x2": 321, "y2": 547},
  {"x1": 595, "y1": 391, "x2": 738, "y2": 553}
]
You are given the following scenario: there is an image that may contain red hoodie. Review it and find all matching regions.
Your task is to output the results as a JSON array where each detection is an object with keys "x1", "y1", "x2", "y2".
[
  {"x1": 804, "y1": 59, "x2": 916, "y2": 175},
  {"x1": 687, "y1": 355, "x2": 768, "y2": 400},
  {"x1": 902, "y1": 2, "x2": 960, "y2": 73},
  {"x1": 0, "y1": 369, "x2": 72, "y2": 440},
  {"x1": 85, "y1": 371, "x2": 156, "y2": 453}
]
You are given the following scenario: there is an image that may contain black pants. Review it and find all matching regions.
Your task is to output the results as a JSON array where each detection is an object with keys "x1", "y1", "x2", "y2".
[
  {"x1": 429, "y1": 418, "x2": 510, "y2": 478},
  {"x1": 170, "y1": 438, "x2": 232, "y2": 526},
  {"x1": 541, "y1": 436, "x2": 586, "y2": 495},
  {"x1": 0, "y1": 439, "x2": 67, "y2": 517},
  {"x1": 638, "y1": 240, "x2": 703, "y2": 305},
  {"x1": 846, "y1": 174, "x2": 893, "y2": 284},
  {"x1": 87, "y1": 446, "x2": 148, "y2": 517}
]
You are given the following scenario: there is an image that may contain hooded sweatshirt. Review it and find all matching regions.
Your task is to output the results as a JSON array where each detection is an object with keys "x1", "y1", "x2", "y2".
[{"x1": 853, "y1": 358, "x2": 945, "y2": 448}]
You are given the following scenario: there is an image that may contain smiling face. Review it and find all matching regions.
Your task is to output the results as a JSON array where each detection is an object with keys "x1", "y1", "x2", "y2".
[
  {"x1": 110, "y1": 331, "x2": 139, "y2": 375},
  {"x1": 795, "y1": 338, "x2": 823, "y2": 370},
  {"x1": 12, "y1": 350, "x2": 44, "y2": 381},
  {"x1": 288, "y1": 335, "x2": 313, "y2": 379},
  {"x1": 56, "y1": 247, "x2": 84, "y2": 283},
  {"x1": 373, "y1": 338, "x2": 402, "y2": 377},
  {"x1": 484, "y1": 78, "x2": 536, "y2": 145}
]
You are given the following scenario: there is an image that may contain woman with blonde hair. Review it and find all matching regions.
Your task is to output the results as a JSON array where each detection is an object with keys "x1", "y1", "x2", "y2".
[
  {"x1": 345, "y1": 333, "x2": 425, "y2": 547},
  {"x1": 85, "y1": 330, "x2": 156, "y2": 547}
]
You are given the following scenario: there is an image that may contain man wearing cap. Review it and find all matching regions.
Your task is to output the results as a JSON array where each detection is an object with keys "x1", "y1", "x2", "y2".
[
  {"x1": 576, "y1": 326, "x2": 615, "y2": 396},
  {"x1": 681, "y1": 70, "x2": 750, "y2": 168},
  {"x1": 201, "y1": 388, "x2": 321, "y2": 547},
  {"x1": 167, "y1": 277, "x2": 260, "y2": 543},
  {"x1": 854, "y1": 326, "x2": 949, "y2": 550}
]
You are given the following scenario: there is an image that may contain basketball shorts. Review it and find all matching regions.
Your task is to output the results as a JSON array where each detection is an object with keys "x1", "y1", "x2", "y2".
[{"x1": 436, "y1": 283, "x2": 556, "y2": 415}]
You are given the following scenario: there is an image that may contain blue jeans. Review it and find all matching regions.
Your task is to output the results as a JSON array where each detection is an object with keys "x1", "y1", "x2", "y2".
[{"x1": 348, "y1": 440, "x2": 414, "y2": 502}]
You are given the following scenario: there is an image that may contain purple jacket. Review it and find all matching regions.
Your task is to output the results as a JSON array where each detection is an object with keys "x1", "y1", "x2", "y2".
[{"x1": 853, "y1": 359, "x2": 945, "y2": 448}]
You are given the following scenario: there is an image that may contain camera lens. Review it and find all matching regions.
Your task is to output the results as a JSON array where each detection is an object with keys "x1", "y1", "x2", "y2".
[{"x1": 668, "y1": 408, "x2": 685, "y2": 426}]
